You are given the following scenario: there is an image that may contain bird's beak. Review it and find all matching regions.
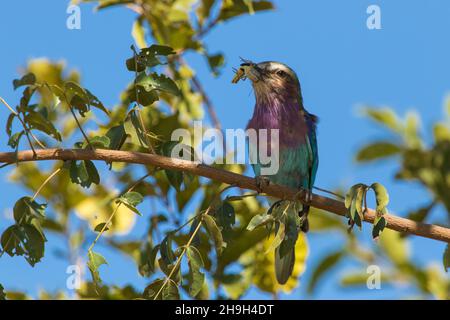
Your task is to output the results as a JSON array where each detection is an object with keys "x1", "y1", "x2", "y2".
[{"x1": 231, "y1": 62, "x2": 262, "y2": 84}]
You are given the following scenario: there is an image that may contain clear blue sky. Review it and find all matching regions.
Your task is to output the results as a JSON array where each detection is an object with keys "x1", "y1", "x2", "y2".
[{"x1": 0, "y1": 0, "x2": 449, "y2": 299}]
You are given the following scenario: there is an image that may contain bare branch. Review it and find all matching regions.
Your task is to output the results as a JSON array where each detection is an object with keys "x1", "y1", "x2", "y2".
[{"x1": 1, "y1": 148, "x2": 449, "y2": 243}]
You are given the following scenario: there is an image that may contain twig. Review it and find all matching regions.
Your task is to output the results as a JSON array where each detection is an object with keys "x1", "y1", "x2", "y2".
[
  {"x1": 0, "y1": 97, "x2": 37, "y2": 156},
  {"x1": 191, "y1": 75, "x2": 222, "y2": 131},
  {"x1": 32, "y1": 167, "x2": 62, "y2": 200},
  {"x1": 1, "y1": 148, "x2": 449, "y2": 243}
]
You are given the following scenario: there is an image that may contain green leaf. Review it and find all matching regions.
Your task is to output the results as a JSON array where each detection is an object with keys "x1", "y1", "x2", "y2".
[
  {"x1": 444, "y1": 244, "x2": 449, "y2": 273},
  {"x1": 354, "y1": 186, "x2": 365, "y2": 224},
  {"x1": 215, "y1": 202, "x2": 235, "y2": 235},
  {"x1": 202, "y1": 215, "x2": 226, "y2": 255},
  {"x1": 69, "y1": 160, "x2": 100, "y2": 188},
  {"x1": 85, "y1": 89, "x2": 109, "y2": 115},
  {"x1": 307, "y1": 251, "x2": 343, "y2": 294},
  {"x1": 161, "y1": 141, "x2": 184, "y2": 190},
  {"x1": 356, "y1": 142, "x2": 401, "y2": 162},
  {"x1": 363, "y1": 107, "x2": 402, "y2": 133},
  {"x1": 433, "y1": 123, "x2": 450, "y2": 143},
  {"x1": 132, "y1": 17, "x2": 148, "y2": 49},
  {"x1": 8, "y1": 131, "x2": 24, "y2": 149},
  {"x1": 206, "y1": 53, "x2": 225, "y2": 76},
  {"x1": 95, "y1": 0, "x2": 134, "y2": 10},
  {"x1": 218, "y1": 0, "x2": 274, "y2": 22},
  {"x1": 0, "y1": 284, "x2": 6, "y2": 300},
  {"x1": 24, "y1": 110, "x2": 62, "y2": 141},
  {"x1": 143, "y1": 278, "x2": 165, "y2": 299},
  {"x1": 116, "y1": 191, "x2": 144, "y2": 216},
  {"x1": 372, "y1": 216, "x2": 386, "y2": 240},
  {"x1": 247, "y1": 214, "x2": 273, "y2": 231},
  {"x1": 87, "y1": 136, "x2": 110, "y2": 149},
  {"x1": 197, "y1": 0, "x2": 216, "y2": 26},
  {"x1": 94, "y1": 223, "x2": 110, "y2": 233},
  {"x1": 124, "y1": 109, "x2": 149, "y2": 147},
  {"x1": 87, "y1": 250, "x2": 108, "y2": 288},
  {"x1": 162, "y1": 280, "x2": 180, "y2": 300},
  {"x1": 105, "y1": 124, "x2": 127, "y2": 150},
  {"x1": 135, "y1": 72, "x2": 181, "y2": 96},
  {"x1": 344, "y1": 184, "x2": 363, "y2": 210},
  {"x1": 6, "y1": 113, "x2": 16, "y2": 137},
  {"x1": 128, "y1": 85, "x2": 159, "y2": 106},
  {"x1": 266, "y1": 221, "x2": 285, "y2": 254},
  {"x1": 160, "y1": 234, "x2": 176, "y2": 266},
  {"x1": 1, "y1": 223, "x2": 46, "y2": 266},
  {"x1": 13, "y1": 73, "x2": 36, "y2": 90},
  {"x1": 186, "y1": 246, "x2": 205, "y2": 297},
  {"x1": 13, "y1": 196, "x2": 47, "y2": 223},
  {"x1": 126, "y1": 44, "x2": 175, "y2": 72},
  {"x1": 371, "y1": 183, "x2": 389, "y2": 214}
]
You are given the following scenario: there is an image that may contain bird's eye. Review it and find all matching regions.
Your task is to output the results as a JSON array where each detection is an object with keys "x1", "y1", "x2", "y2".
[{"x1": 276, "y1": 70, "x2": 288, "y2": 78}]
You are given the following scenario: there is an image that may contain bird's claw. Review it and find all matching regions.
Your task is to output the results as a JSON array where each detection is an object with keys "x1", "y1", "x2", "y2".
[
  {"x1": 304, "y1": 188, "x2": 313, "y2": 204},
  {"x1": 255, "y1": 176, "x2": 270, "y2": 193}
]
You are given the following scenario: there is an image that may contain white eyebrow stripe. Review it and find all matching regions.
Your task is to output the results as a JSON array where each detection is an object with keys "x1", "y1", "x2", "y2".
[{"x1": 257, "y1": 61, "x2": 299, "y2": 81}]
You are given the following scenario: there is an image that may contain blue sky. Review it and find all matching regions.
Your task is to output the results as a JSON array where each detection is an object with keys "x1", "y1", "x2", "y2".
[{"x1": 0, "y1": 0, "x2": 449, "y2": 299}]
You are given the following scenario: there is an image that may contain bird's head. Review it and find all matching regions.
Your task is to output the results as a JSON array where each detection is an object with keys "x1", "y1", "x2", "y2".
[{"x1": 232, "y1": 60, "x2": 302, "y2": 105}]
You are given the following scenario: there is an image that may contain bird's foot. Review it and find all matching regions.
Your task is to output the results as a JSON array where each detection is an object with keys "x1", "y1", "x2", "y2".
[
  {"x1": 255, "y1": 175, "x2": 270, "y2": 193},
  {"x1": 293, "y1": 188, "x2": 313, "y2": 205}
]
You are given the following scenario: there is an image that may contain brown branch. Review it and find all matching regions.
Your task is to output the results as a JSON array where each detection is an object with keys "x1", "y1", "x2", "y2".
[{"x1": 1, "y1": 148, "x2": 449, "y2": 243}]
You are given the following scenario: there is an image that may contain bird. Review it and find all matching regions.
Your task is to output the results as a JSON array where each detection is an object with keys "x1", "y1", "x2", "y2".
[{"x1": 232, "y1": 60, "x2": 319, "y2": 284}]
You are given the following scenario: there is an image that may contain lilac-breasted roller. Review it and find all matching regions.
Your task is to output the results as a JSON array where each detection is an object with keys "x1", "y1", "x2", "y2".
[{"x1": 233, "y1": 60, "x2": 318, "y2": 284}]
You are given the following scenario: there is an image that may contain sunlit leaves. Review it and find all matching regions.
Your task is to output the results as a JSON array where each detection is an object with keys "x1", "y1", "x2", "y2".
[
  {"x1": 362, "y1": 107, "x2": 402, "y2": 133},
  {"x1": 356, "y1": 141, "x2": 401, "y2": 162},
  {"x1": 371, "y1": 183, "x2": 389, "y2": 214},
  {"x1": 345, "y1": 182, "x2": 389, "y2": 238},
  {"x1": 69, "y1": 160, "x2": 100, "y2": 188},
  {"x1": 87, "y1": 250, "x2": 108, "y2": 289},
  {"x1": 124, "y1": 108, "x2": 150, "y2": 148},
  {"x1": 379, "y1": 229, "x2": 409, "y2": 265},
  {"x1": 115, "y1": 191, "x2": 144, "y2": 216}
]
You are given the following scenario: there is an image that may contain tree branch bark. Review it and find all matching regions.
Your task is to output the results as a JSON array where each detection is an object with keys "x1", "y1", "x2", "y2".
[{"x1": 1, "y1": 148, "x2": 449, "y2": 243}]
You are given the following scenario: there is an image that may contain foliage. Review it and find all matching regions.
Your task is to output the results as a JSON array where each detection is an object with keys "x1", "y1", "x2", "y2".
[{"x1": 0, "y1": 0, "x2": 448, "y2": 301}]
